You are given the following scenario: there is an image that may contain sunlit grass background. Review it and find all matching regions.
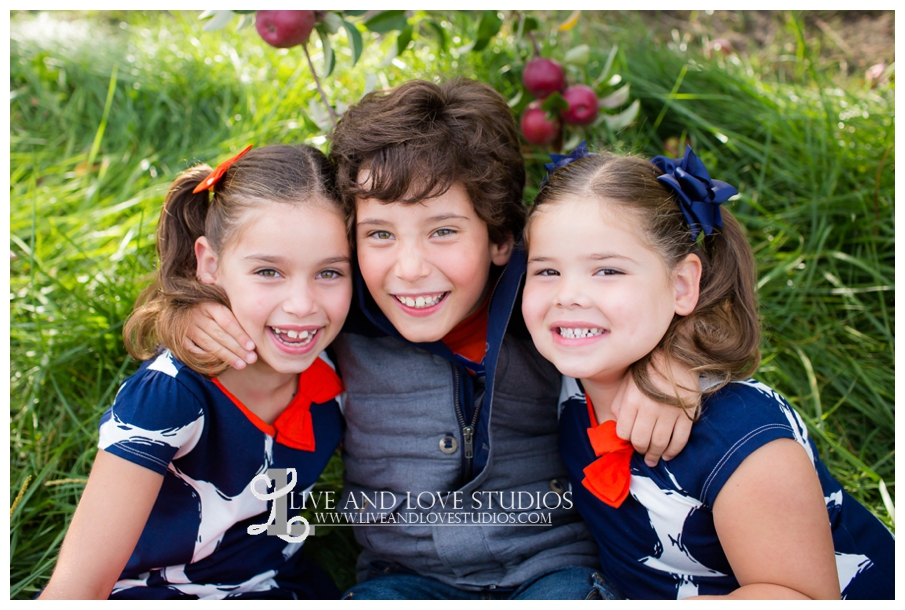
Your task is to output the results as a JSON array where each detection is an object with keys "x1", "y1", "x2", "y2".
[{"x1": 10, "y1": 10, "x2": 894, "y2": 598}]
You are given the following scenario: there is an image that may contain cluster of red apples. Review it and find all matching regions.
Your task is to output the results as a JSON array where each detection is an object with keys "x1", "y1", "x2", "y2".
[{"x1": 520, "y1": 57, "x2": 598, "y2": 146}]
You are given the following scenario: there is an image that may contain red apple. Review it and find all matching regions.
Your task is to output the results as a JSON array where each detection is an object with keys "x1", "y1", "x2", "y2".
[
  {"x1": 561, "y1": 85, "x2": 599, "y2": 126},
  {"x1": 523, "y1": 58, "x2": 566, "y2": 99},
  {"x1": 520, "y1": 102, "x2": 561, "y2": 146},
  {"x1": 255, "y1": 10, "x2": 316, "y2": 49}
]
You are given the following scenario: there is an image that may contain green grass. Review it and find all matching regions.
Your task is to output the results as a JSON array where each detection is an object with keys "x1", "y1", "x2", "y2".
[{"x1": 10, "y1": 10, "x2": 894, "y2": 599}]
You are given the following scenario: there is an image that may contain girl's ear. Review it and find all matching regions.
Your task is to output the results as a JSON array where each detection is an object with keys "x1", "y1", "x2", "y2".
[
  {"x1": 489, "y1": 232, "x2": 515, "y2": 267},
  {"x1": 673, "y1": 253, "x2": 702, "y2": 316},
  {"x1": 195, "y1": 236, "x2": 219, "y2": 284}
]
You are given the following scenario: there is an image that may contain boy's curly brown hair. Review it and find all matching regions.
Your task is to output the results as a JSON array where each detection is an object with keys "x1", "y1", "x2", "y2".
[{"x1": 329, "y1": 78, "x2": 526, "y2": 246}]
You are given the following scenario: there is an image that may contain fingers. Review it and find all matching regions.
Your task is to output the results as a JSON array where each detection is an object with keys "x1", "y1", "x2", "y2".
[
  {"x1": 641, "y1": 410, "x2": 681, "y2": 467},
  {"x1": 613, "y1": 387, "x2": 636, "y2": 443},
  {"x1": 206, "y1": 304, "x2": 256, "y2": 356},
  {"x1": 187, "y1": 303, "x2": 257, "y2": 370},
  {"x1": 661, "y1": 409, "x2": 694, "y2": 462},
  {"x1": 187, "y1": 326, "x2": 253, "y2": 371}
]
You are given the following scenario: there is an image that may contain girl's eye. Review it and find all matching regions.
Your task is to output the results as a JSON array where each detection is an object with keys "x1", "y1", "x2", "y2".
[
  {"x1": 433, "y1": 228, "x2": 455, "y2": 237},
  {"x1": 257, "y1": 269, "x2": 281, "y2": 278},
  {"x1": 534, "y1": 269, "x2": 560, "y2": 277},
  {"x1": 594, "y1": 268, "x2": 622, "y2": 276},
  {"x1": 369, "y1": 230, "x2": 393, "y2": 240},
  {"x1": 317, "y1": 269, "x2": 343, "y2": 280}
]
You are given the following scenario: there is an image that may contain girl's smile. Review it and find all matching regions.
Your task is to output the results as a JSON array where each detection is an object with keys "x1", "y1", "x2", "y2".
[
  {"x1": 196, "y1": 202, "x2": 352, "y2": 389},
  {"x1": 522, "y1": 197, "x2": 699, "y2": 416}
]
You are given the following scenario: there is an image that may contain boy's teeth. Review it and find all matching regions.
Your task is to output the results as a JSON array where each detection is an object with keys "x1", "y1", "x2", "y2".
[
  {"x1": 397, "y1": 294, "x2": 443, "y2": 308},
  {"x1": 559, "y1": 327, "x2": 604, "y2": 339}
]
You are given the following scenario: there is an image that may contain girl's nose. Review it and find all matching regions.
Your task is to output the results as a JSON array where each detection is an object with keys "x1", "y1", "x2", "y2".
[
  {"x1": 282, "y1": 283, "x2": 319, "y2": 317},
  {"x1": 555, "y1": 276, "x2": 591, "y2": 309}
]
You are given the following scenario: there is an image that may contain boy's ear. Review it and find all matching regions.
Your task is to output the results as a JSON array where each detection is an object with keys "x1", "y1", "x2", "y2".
[
  {"x1": 195, "y1": 237, "x2": 219, "y2": 284},
  {"x1": 673, "y1": 253, "x2": 702, "y2": 316},
  {"x1": 489, "y1": 233, "x2": 515, "y2": 267}
]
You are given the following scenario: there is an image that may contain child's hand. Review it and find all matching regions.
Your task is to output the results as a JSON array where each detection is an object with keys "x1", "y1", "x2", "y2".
[
  {"x1": 611, "y1": 352, "x2": 697, "y2": 466},
  {"x1": 185, "y1": 302, "x2": 257, "y2": 370}
]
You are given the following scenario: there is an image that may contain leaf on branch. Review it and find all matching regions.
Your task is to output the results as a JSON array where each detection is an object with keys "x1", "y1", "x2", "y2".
[
  {"x1": 200, "y1": 10, "x2": 235, "y2": 32},
  {"x1": 472, "y1": 11, "x2": 502, "y2": 53},
  {"x1": 316, "y1": 28, "x2": 336, "y2": 78},
  {"x1": 396, "y1": 23, "x2": 414, "y2": 56},
  {"x1": 322, "y1": 12, "x2": 342, "y2": 35},
  {"x1": 564, "y1": 44, "x2": 590, "y2": 66},
  {"x1": 364, "y1": 10, "x2": 408, "y2": 34},
  {"x1": 558, "y1": 10, "x2": 581, "y2": 32},
  {"x1": 236, "y1": 13, "x2": 254, "y2": 31},
  {"x1": 541, "y1": 91, "x2": 569, "y2": 116},
  {"x1": 425, "y1": 19, "x2": 448, "y2": 53},
  {"x1": 341, "y1": 19, "x2": 364, "y2": 66},
  {"x1": 593, "y1": 45, "x2": 620, "y2": 87},
  {"x1": 599, "y1": 83, "x2": 631, "y2": 109},
  {"x1": 602, "y1": 99, "x2": 640, "y2": 131},
  {"x1": 523, "y1": 16, "x2": 539, "y2": 34}
]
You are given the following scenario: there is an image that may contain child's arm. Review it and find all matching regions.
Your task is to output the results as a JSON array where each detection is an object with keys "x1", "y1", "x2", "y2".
[
  {"x1": 694, "y1": 438, "x2": 840, "y2": 600},
  {"x1": 184, "y1": 302, "x2": 257, "y2": 370},
  {"x1": 611, "y1": 351, "x2": 697, "y2": 467},
  {"x1": 38, "y1": 451, "x2": 164, "y2": 599}
]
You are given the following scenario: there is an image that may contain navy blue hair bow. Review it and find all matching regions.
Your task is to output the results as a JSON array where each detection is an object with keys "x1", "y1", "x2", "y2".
[
  {"x1": 650, "y1": 146, "x2": 738, "y2": 241},
  {"x1": 541, "y1": 141, "x2": 596, "y2": 187}
]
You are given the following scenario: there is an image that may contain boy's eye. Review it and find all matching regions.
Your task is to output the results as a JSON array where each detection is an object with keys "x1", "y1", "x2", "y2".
[
  {"x1": 257, "y1": 268, "x2": 281, "y2": 278},
  {"x1": 534, "y1": 269, "x2": 560, "y2": 277},
  {"x1": 433, "y1": 228, "x2": 455, "y2": 237}
]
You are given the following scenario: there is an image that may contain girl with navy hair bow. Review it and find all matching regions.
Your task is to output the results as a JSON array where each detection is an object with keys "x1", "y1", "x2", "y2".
[{"x1": 520, "y1": 144, "x2": 894, "y2": 600}]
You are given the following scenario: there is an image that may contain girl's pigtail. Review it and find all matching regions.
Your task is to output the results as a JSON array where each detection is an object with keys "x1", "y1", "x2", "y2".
[
  {"x1": 156, "y1": 168, "x2": 215, "y2": 293},
  {"x1": 124, "y1": 167, "x2": 231, "y2": 375},
  {"x1": 692, "y1": 212, "x2": 761, "y2": 376},
  {"x1": 643, "y1": 210, "x2": 761, "y2": 412}
]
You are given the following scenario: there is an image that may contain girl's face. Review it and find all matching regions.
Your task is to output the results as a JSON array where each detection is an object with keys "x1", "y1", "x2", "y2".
[
  {"x1": 522, "y1": 197, "x2": 699, "y2": 385},
  {"x1": 196, "y1": 201, "x2": 352, "y2": 377}
]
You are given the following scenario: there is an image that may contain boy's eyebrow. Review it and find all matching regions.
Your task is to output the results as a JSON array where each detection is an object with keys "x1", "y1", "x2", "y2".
[
  {"x1": 356, "y1": 218, "x2": 392, "y2": 228},
  {"x1": 356, "y1": 213, "x2": 471, "y2": 227},
  {"x1": 425, "y1": 213, "x2": 471, "y2": 223}
]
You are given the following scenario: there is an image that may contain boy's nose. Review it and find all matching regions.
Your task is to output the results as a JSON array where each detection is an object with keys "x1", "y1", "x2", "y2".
[{"x1": 394, "y1": 244, "x2": 431, "y2": 283}]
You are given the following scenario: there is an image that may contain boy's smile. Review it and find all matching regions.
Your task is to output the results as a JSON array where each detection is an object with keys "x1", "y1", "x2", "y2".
[{"x1": 355, "y1": 182, "x2": 513, "y2": 343}]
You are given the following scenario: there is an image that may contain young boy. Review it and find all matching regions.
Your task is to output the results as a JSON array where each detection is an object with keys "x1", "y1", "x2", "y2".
[{"x1": 187, "y1": 79, "x2": 693, "y2": 599}]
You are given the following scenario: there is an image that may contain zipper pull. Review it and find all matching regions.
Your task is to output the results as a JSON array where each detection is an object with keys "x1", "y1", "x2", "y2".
[{"x1": 463, "y1": 425, "x2": 474, "y2": 460}]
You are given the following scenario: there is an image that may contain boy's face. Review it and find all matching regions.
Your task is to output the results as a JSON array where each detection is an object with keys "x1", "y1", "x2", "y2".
[{"x1": 355, "y1": 181, "x2": 513, "y2": 343}]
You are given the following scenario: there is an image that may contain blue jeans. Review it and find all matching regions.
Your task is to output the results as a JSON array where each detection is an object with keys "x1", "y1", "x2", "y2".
[{"x1": 342, "y1": 564, "x2": 622, "y2": 600}]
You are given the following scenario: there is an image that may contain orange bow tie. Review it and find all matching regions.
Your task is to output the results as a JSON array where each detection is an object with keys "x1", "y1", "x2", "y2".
[
  {"x1": 581, "y1": 400, "x2": 634, "y2": 508},
  {"x1": 272, "y1": 357, "x2": 344, "y2": 452}
]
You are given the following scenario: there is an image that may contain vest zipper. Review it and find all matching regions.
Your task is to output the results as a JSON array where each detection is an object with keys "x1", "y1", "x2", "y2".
[
  {"x1": 452, "y1": 366, "x2": 478, "y2": 482},
  {"x1": 453, "y1": 266, "x2": 505, "y2": 484}
]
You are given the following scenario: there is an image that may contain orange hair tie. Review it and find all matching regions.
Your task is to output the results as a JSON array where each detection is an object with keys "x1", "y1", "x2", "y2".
[{"x1": 192, "y1": 145, "x2": 253, "y2": 194}]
